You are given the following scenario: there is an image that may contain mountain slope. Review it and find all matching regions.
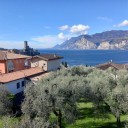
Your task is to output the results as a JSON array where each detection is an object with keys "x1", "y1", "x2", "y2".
[{"x1": 53, "y1": 30, "x2": 128, "y2": 50}]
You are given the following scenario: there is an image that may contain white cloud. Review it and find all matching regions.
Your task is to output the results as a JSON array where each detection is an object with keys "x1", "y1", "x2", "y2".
[
  {"x1": 0, "y1": 41, "x2": 24, "y2": 49},
  {"x1": 31, "y1": 34, "x2": 69, "y2": 48},
  {"x1": 59, "y1": 25, "x2": 69, "y2": 31},
  {"x1": 32, "y1": 35, "x2": 57, "y2": 43},
  {"x1": 31, "y1": 35, "x2": 59, "y2": 48},
  {"x1": 0, "y1": 24, "x2": 90, "y2": 49},
  {"x1": 114, "y1": 20, "x2": 128, "y2": 27},
  {"x1": 70, "y1": 24, "x2": 90, "y2": 34},
  {"x1": 31, "y1": 24, "x2": 90, "y2": 48},
  {"x1": 31, "y1": 33, "x2": 71, "y2": 48},
  {"x1": 97, "y1": 16, "x2": 112, "y2": 21},
  {"x1": 58, "y1": 32, "x2": 67, "y2": 40},
  {"x1": 0, "y1": 40, "x2": 45, "y2": 49}
]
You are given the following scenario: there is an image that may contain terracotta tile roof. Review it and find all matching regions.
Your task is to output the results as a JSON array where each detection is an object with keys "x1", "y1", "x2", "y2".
[
  {"x1": 0, "y1": 67, "x2": 45, "y2": 83},
  {"x1": 30, "y1": 72, "x2": 50, "y2": 82},
  {"x1": 96, "y1": 62, "x2": 128, "y2": 70},
  {"x1": 0, "y1": 51, "x2": 31, "y2": 60},
  {"x1": 33, "y1": 54, "x2": 63, "y2": 61}
]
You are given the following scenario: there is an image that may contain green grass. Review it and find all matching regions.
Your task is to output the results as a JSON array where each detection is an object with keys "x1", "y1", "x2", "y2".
[
  {"x1": 66, "y1": 102, "x2": 127, "y2": 128},
  {"x1": 0, "y1": 102, "x2": 127, "y2": 128},
  {"x1": 0, "y1": 116, "x2": 19, "y2": 128}
]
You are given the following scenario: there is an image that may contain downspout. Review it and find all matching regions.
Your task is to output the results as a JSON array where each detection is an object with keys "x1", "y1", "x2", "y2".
[
  {"x1": 5, "y1": 60, "x2": 8, "y2": 73},
  {"x1": 5, "y1": 52, "x2": 8, "y2": 73}
]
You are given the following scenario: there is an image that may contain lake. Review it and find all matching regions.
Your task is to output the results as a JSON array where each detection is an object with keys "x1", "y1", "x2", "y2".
[{"x1": 39, "y1": 49, "x2": 128, "y2": 66}]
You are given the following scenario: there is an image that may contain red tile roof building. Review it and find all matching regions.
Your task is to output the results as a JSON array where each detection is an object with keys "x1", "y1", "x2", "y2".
[
  {"x1": 0, "y1": 67, "x2": 45, "y2": 83},
  {"x1": 0, "y1": 51, "x2": 31, "y2": 73},
  {"x1": 34, "y1": 54, "x2": 63, "y2": 61},
  {"x1": 96, "y1": 61, "x2": 128, "y2": 70},
  {"x1": 31, "y1": 54, "x2": 63, "y2": 71},
  {"x1": 0, "y1": 51, "x2": 62, "y2": 94}
]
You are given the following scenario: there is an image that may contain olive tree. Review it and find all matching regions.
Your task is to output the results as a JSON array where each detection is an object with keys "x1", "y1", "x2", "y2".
[
  {"x1": 22, "y1": 70, "x2": 85, "y2": 128},
  {"x1": 71, "y1": 66, "x2": 93, "y2": 76},
  {"x1": 105, "y1": 69, "x2": 128, "y2": 128},
  {"x1": 0, "y1": 84, "x2": 13, "y2": 115},
  {"x1": 84, "y1": 69, "x2": 111, "y2": 118},
  {"x1": 87, "y1": 68, "x2": 128, "y2": 128}
]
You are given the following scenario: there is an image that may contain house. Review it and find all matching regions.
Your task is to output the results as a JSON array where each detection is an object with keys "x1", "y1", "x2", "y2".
[
  {"x1": 0, "y1": 67, "x2": 46, "y2": 94},
  {"x1": 31, "y1": 54, "x2": 63, "y2": 71},
  {"x1": 0, "y1": 51, "x2": 63, "y2": 94},
  {"x1": 0, "y1": 51, "x2": 31, "y2": 73},
  {"x1": 95, "y1": 61, "x2": 128, "y2": 70}
]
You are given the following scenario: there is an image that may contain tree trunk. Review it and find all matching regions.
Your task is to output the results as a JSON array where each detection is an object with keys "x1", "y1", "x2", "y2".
[
  {"x1": 117, "y1": 116, "x2": 121, "y2": 128},
  {"x1": 57, "y1": 109, "x2": 62, "y2": 128},
  {"x1": 116, "y1": 110, "x2": 121, "y2": 128},
  {"x1": 53, "y1": 109, "x2": 62, "y2": 128}
]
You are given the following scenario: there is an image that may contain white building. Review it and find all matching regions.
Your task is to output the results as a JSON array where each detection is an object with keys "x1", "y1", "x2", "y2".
[
  {"x1": 0, "y1": 67, "x2": 46, "y2": 94},
  {"x1": 0, "y1": 52, "x2": 63, "y2": 95},
  {"x1": 31, "y1": 54, "x2": 63, "y2": 71}
]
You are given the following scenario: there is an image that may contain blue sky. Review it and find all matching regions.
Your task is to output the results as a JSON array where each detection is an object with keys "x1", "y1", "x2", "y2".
[{"x1": 0, "y1": 0, "x2": 128, "y2": 49}]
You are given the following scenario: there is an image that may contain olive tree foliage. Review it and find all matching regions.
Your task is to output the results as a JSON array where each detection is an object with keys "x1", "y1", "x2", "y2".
[
  {"x1": 1, "y1": 116, "x2": 50, "y2": 128},
  {"x1": 0, "y1": 84, "x2": 13, "y2": 115},
  {"x1": 86, "y1": 68, "x2": 128, "y2": 128},
  {"x1": 84, "y1": 69, "x2": 111, "y2": 117},
  {"x1": 70, "y1": 65, "x2": 93, "y2": 76},
  {"x1": 22, "y1": 68, "x2": 88, "y2": 128},
  {"x1": 20, "y1": 66, "x2": 128, "y2": 128},
  {"x1": 105, "y1": 69, "x2": 128, "y2": 128}
]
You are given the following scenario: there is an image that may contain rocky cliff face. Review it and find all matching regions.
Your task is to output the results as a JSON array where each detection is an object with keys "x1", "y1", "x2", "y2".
[
  {"x1": 97, "y1": 40, "x2": 128, "y2": 49},
  {"x1": 53, "y1": 30, "x2": 128, "y2": 50},
  {"x1": 60, "y1": 37, "x2": 97, "y2": 49}
]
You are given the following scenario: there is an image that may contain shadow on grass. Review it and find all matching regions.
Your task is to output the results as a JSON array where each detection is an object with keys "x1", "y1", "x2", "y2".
[
  {"x1": 67, "y1": 102, "x2": 126, "y2": 128},
  {"x1": 78, "y1": 107, "x2": 109, "y2": 120},
  {"x1": 75, "y1": 103, "x2": 124, "y2": 128},
  {"x1": 72, "y1": 121, "x2": 125, "y2": 128},
  {"x1": 78, "y1": 107, "x2": 95, "y2": 119}
]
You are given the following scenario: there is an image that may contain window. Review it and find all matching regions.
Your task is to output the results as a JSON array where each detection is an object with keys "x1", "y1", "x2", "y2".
[
  {"x1": 7, "y1": 60, "x2": 14, "y2": 72},
  {"x1": 17, "y1": 82, "x2": 20, "y2": 89},
  {"x1": 25, "y1": 59, "x2": 29, "y2": 66},
  {"x1": 22, "y1": 81, "x2": 25, "y2": 87}
]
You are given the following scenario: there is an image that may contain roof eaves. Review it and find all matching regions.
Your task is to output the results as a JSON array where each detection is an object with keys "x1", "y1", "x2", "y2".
[
  {"x1": 36, "y1": 56, "x2": 49, "y2": 61},
  {"x1": 47, "y1": 57, "x2": 63, "y2": 61},
  {"x1": 3, "y1": 77, "x2": 25, "y2": 83}
]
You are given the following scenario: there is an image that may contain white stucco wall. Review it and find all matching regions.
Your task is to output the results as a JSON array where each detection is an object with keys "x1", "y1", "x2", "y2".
[
  {"x1": 31, "y1": 58, "x2": 40, "y2": 67},
  {"x1": 31, "y1": 58, "x2": 61, "y2": 71},
  {"x1": 31, "y1": 58, "x2": 47, "y2": 71},
  {"x1": 47, "y1": 59, "x2": 61, "y2": 71},
  {"x1": 39, "y1": 60, "x2": 47, "y2": 71},
  {"x1": 5, "y1": 78, "x2": 25, "y2": 94}
]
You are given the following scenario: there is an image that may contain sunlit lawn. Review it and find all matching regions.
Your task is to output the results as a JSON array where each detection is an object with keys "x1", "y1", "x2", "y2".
[
  {"x1": 0, "y1": 102, "x2": 127, "y2": 128},
  {"x1": 66, "y1": 102, "x2": 127, "y2": 128}
]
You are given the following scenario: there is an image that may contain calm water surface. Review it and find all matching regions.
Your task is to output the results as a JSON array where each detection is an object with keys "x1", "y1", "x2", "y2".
[{"x1": 39, "y1": 49, "x2": 128, "y2": 66}]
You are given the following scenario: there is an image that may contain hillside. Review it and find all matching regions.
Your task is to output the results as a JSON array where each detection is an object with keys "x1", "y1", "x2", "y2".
[{"x1": 53, "y1": 30, "x2": 128, "y2": 50}]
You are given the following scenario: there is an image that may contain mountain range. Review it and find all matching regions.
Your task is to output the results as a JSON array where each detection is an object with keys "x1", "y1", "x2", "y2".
[{"x1": 53, "y1": 30, "x2": 128, "y2": 50}]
